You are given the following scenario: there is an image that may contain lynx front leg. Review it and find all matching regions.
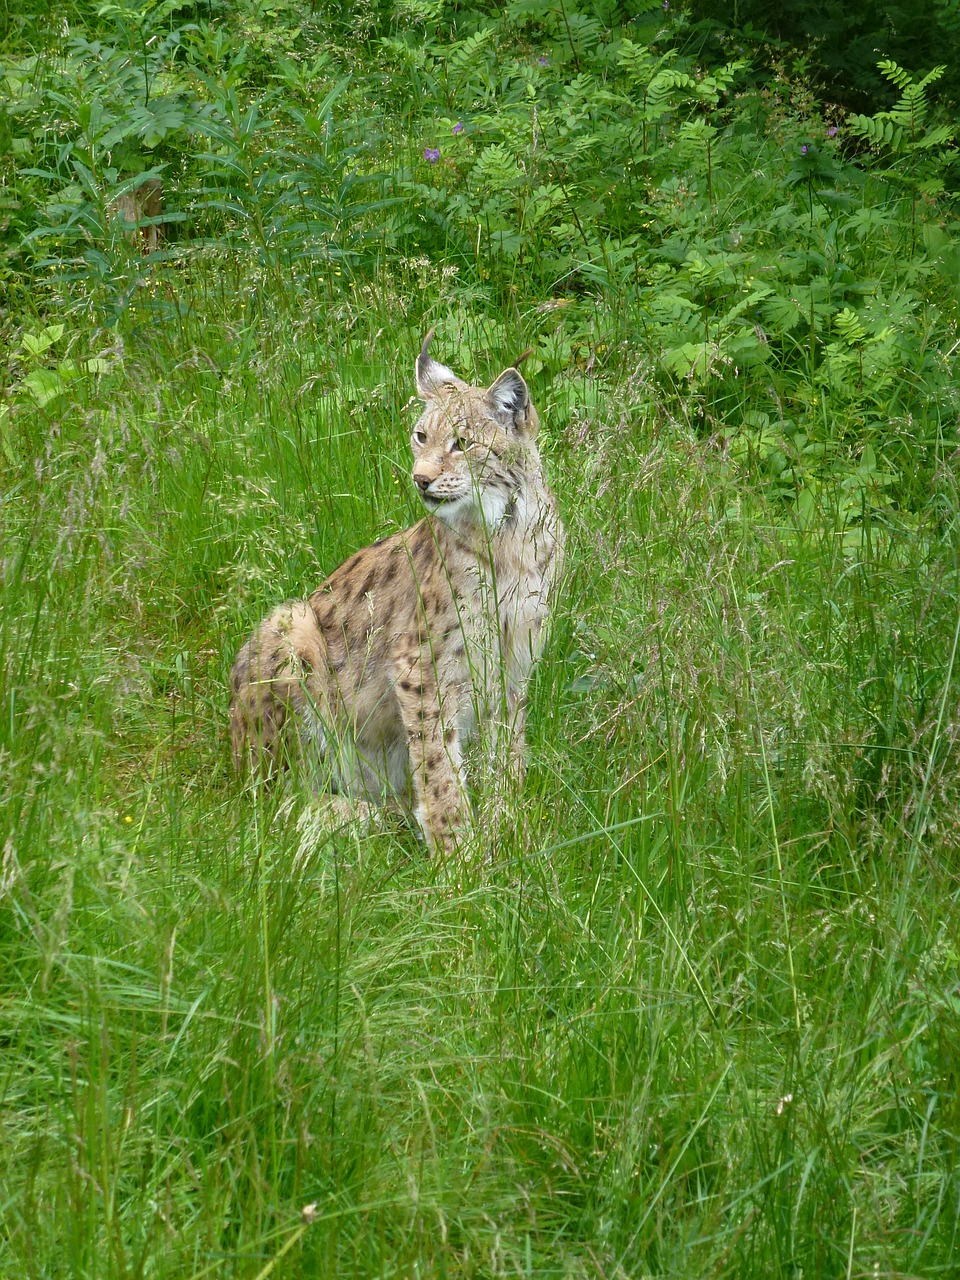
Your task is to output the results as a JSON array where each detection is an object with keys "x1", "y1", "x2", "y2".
[
  {"x1": 484, "y1": 682, "x2": 529, "y2": 787},
  {"x1": 501, "y1": 684, "x2": 529, "y2": 786},
  {"x1": 410, "y1": 723, "x2": 470, "y2": 855},
  {"x1": 479, "y1": 684, "x2": 529, "y2": 853},
  {"x1": 395, "y1": 655, "x2": 470, "y2": 855}
]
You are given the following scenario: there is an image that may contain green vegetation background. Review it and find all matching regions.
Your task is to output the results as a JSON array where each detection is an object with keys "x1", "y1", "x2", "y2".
[{"x1": 2, "y1": 1, "x2": 960, "y2": 1275}]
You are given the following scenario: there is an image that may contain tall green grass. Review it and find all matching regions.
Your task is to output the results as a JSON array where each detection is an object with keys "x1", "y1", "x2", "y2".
[
  {"x1": 3, "y1": 0, "x2": 960, "y2": 1272},
  {"x1": 2, "y1": 283, "x2": 958, "y2": 1277}
]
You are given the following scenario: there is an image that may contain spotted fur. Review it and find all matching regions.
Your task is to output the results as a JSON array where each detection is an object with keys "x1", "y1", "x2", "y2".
[{"x1": 228, "y1": 335, "x2": 564, "y2": 854}]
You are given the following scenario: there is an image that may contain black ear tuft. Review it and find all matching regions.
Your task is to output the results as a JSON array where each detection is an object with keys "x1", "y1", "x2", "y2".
[{"x1": 415, "y1": 328, "x2": 462, "y2": 399}]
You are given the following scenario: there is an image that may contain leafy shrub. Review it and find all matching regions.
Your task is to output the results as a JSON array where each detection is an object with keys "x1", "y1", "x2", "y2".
[
  {"x1": 375, "y1": 7, "x2": 957, "y2": 520},
  {"x1": 4, "y1": 0, "x2": 958, "y2": 519}
]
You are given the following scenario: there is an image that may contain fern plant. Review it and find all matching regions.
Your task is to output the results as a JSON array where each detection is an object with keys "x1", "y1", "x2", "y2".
[
  {"x1": 846, "y1": 59, "x2": 955, "y2": 248},
  {"x1": 391, "y1": 11, "x2": 746, "y2": 292},
  {"x1": 847, "y1": 60, "x2": 952, "y2": 163}
]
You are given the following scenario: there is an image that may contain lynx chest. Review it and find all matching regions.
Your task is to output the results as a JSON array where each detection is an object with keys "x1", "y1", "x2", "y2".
[{"x1": 450, "y1": 514, "x2": 559, "y2": 716}]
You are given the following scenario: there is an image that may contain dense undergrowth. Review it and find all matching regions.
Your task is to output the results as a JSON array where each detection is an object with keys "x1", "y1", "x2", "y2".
[{"x1": 2, "y1": 2, "x2": 960, "y2": 1277}]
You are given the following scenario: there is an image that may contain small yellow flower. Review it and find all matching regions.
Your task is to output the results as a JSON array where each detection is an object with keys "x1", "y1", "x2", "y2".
[{"x1": 124, "y1": 815, "x2": 133, "y2": 824}]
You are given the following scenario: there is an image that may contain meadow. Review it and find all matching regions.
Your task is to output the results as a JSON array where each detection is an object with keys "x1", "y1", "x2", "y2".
[{"x1": 2, "y1": 2, "x2": 960, "y2": 1275}]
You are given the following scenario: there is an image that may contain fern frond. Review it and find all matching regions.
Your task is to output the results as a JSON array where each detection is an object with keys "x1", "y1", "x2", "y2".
[
  {"x1": 650, "y1": 68, "x2": 697, "y2": 93},
  {"x1": 702, "y1": 59, "x2": 747, "y2": 95},
  {"x1": 447, "y1": 27, "x2": 496, "y2": 81},
  {"x1": 915, "y1": 124, "x2": 955, "y2": 148},
  {"x1": 717, "y1": 286, "x2": 774, "y2": 330},
  {"x1": 914, "y1": 64, "x2": 947, "y2": 93},
  {"x1": 834, "y1": 307, "x2": 867, "y2": 346},
  {"x1": 846, "y1": 113, "x2": 903, "y2": 150},
  {"x1": 877, "y1": 59, "x2": 914, "y2": 90},
  {"x1": 889, "y1": 91, "x2": 928, "y2": 129},
  {"x1": 645, "y1": 66, "x2": 697, "y2": 116}
]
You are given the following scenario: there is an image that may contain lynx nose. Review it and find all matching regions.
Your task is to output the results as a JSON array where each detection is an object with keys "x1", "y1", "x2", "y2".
[{"x1": 414, "y1": 473, "x2": 433, "y2": 493}]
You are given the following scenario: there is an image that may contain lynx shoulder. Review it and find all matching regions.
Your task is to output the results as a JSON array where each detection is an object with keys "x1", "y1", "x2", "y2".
[{"x1": 228, "y1": 332, "x2": 564, "y2": 854}]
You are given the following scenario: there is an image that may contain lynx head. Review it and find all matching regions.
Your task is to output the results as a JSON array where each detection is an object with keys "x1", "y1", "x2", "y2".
[{"x1": 411, "y1": 330, "x2": 540, "y2": 531}]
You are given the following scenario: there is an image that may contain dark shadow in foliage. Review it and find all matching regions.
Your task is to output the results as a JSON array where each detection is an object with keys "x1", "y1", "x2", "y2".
[{"x1": 685, "y1": 0, "x2": 960, "y2": 113}]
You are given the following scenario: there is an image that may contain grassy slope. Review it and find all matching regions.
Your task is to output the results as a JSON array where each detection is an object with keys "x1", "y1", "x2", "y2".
[
  {"x1": 2, "y1": 12, "x2": 960, "y2": 1277},
  {"x1": 2, "y1": 284, "x2": 958, "y2": 1278}
]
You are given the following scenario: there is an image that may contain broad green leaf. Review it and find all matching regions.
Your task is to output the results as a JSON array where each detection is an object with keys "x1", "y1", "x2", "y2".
[
  {"x1": 24, "y1": 368, "x2": 68, "y2": 407},
  {"x1": 22, "y1": 324, "x2": 65, "y2": 356}
]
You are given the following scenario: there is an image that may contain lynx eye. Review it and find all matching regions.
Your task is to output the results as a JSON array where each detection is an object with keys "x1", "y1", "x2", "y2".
[
  {"x1": 412, "y1": 429, "x2": 427, "y2": 447},
  {"x1": 450, "y1": 436, "x2": 471, "y2": 454}
]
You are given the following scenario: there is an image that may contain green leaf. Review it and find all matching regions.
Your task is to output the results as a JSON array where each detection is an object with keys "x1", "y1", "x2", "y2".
[
  {"x1": 648, "y1": 292, "x2": 697, "y2": 320},
  {"x1": 21, "y1": 324, "x2": 65, "y2": 357},
  {"x1": 0, "y1": 404, "x2": 15, "y2": 465},
  {"x1": 23, "y1": 368, "x2": 69, "y2": 407},
  {"x1": 915, "y1": 125, "x2": 954, "y2": 149},
  {"x1": 135, "y1": 97, "x2": 188, "y2": 149},
  {"x1": 662, "y1": 340, "x2": 722, "y2": 382},
  {"x1": 760, "y1": 294, "x2": 804, "y2": 335},
  {"x1": 834, "y1": 307, "x2": 867, "y2": 345},
  {"x1": 877, "y1": 59, "x2": 914, "y2": 90}
]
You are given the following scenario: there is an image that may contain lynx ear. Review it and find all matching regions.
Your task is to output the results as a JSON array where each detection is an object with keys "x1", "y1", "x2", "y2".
[
  {"x1": 486, "y1": 367, "x2": 530, "y2": 426},
  {"x1": 416, "y1": 328, "x2": 463, "y2": 400}
]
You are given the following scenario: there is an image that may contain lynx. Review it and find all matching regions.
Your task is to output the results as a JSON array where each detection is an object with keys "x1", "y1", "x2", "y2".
[
  {"x1": 228, "y1": 332, "x2": 564, "y2": 854},
  {"x1": 108, "y1": 176, "x2": 163, "y2": 254}
]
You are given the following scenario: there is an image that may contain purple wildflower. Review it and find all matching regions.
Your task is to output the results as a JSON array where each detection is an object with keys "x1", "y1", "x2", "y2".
[
  {"x1": 827, "y1": 126, "x2": 838, "y2": 137},
  {"x1": 537, "y1": 55, "x2": 548, "y2": 66},
  {"x1": 424, "y1": 148, "x2": 440, "y2": 163},
  {"x1": 662, "y1": 1, "x2": 669, "y2": 8},
  {"x1": 801, "y1": 144, "x2": 808, "y2": 155},
  {"x1": 452, "y1": 121, "x2": 463, "y2": 134}
]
